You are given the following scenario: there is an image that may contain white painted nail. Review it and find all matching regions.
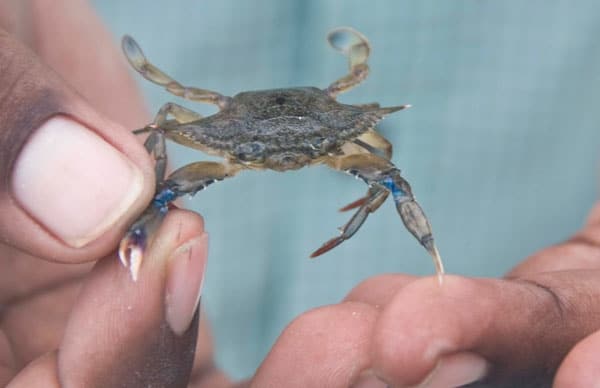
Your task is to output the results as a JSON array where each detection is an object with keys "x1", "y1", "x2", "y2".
[{"x1": 11, "y1": 116, "x2": 144, "y2": 247}]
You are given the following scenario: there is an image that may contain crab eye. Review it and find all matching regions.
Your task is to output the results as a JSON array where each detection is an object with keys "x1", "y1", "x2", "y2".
[{"x1": 235, "y1": 141, "x2": 266, "y2": 161}]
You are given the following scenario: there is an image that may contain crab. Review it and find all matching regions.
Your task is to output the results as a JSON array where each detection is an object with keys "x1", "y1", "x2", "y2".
[{"x1": 118, "y1": 27, "x2": 444, "y2": 281}]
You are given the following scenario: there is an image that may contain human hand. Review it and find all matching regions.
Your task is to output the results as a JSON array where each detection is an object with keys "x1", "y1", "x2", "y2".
[
  {"x1": 242, "y1": 203, "x2": 600, "y2": 387},
  {"x1": 1, "y1": 1, "x2": 215, "y2": 386},
  {"x1": 5, "y1": 2, "x2": 598, "y2": 387}
]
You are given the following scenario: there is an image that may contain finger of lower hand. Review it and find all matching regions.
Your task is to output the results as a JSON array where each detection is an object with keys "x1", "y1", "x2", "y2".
[
  {"x1": 343, "y1": 273, "x2": 416, "y2": 306},
  {"x1": 7, "y1": 210, "x2": 207, "y2": 387},
  {"x1": 554, "y1": 329, "x2": 600, "y2": 388},
  {"x1": 371, "y1": 273, "x2": 600, "y2": 387},
  {"x1": 251, "y1": 302, "x2": 380, "y2": 388}
]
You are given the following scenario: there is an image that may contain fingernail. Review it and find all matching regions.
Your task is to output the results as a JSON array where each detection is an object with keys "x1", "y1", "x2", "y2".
[
  {"x1": 11, "y1": 116, "x2": 144, "y2": 247},
  {"x1": 407, "y1": 352, "x2": 489, "y2": 388},
  {"x1": 165, "y1": 233, "x2": 208, "y2": 335},
  {"x1": 352, "y1": 370, "x2": 388, "y2": 388}
]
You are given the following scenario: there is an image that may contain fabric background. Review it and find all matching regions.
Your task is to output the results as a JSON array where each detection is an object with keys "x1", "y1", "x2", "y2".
[{"x1": 93, "y1": 1, "x2": 600, "y2": 378}]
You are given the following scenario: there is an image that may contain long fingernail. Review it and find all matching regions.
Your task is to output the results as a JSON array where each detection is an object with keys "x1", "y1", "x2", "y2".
[
  {"x1": 11, "y1": 116, "x2": 144, "y2": 247},
  {"x1": 165, "y1": 233, "x2": 208, "y2": 335},
  {"x1": 406, "y1": 352, "x2": 489, "y2": 388}
]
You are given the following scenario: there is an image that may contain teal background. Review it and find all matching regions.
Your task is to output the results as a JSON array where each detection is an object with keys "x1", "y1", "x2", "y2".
[{"x1": 94, "y1": 1, "x2": 600, "y2": 379}]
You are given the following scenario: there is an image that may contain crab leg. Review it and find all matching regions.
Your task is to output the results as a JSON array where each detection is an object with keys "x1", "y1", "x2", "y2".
[
  {"x1": 340, "y1": 129, "x2": 394, "y2": 211},
  {"x1": 339, "y1": 185, "x2": 388, "y2": 212},
  {"x1": 311, "y1": 187, "x2": 388, "y2": 257},
  {"x1": 135, "y1": 102, "x2": 205, "y2": 181},
  {"x1": 326, "y1": 27, "x2": 371, "y2": 98},
  {"x1": 119, "y1": 161, "x2": 241, "y2": 280},
  {"x1": 121, "y1": 99, "x2": 233, "y2": 280},
  {"x1": 122, "y1": 36, "x2": 231, "y2": 109},
  {"x1": 320, "y1": 153, "x2": 445, "y2": 278},
  {"x1": 133, "y1": 102, "x2": 204, "y2": 135},
  {"x1": 153, "y1": 102, "x2": 204, "y2": 124}
]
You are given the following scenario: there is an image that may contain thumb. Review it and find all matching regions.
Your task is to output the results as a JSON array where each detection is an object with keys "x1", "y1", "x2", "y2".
[{"x1": 0, "y1": 28, "x2": 155, "y2": 262}]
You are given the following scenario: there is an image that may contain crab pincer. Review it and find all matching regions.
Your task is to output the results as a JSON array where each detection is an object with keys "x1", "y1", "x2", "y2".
[{"x1": 118, "y1": 186, "x2": 175, "y2": 280}]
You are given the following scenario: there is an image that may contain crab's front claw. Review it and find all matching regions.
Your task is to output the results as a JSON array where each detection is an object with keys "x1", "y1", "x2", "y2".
[
  {"x1": 119, "y1": 204, "x2": 167, "y2": 281},
  {"x1": 310, "y1": 235, "x2": 345, "y2": 258},
  {"x1": 396, "y1": 199, "x2": 444, "y2": 277},
  {"x1": 311, "y1": 205, "x2": 369, "y2": 258},
  {"x1": 339, "y1": 196, "x2": 368, "y2": 212}
]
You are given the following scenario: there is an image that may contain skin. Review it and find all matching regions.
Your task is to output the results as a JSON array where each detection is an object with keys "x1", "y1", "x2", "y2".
[{"x1": 1, "y1": 1, "x2": 599, "y2": 387}]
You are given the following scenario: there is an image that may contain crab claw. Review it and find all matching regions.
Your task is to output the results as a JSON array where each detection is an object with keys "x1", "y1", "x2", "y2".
[
  {"x1": 118, "y1": 231, "x2": 145, "y2": 282},
  {"x1": 339, "y1": 196, "x2": 368, "y2": 212},
  {"x1": 311, "y1": 204, "x2": 371, "y2": 258},
  {"x1": 310, "y1": 236, "x2": 344, "y2": 258},
  {"x1": 118, "y1": 205, "x2": 167, "y2": 281}
]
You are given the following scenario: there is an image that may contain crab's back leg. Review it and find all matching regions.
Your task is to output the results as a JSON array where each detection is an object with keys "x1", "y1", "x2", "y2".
[
  {"x1": 316, "y1": 153, "x2": 444, "y2": 278},
  {"x1": 326, "y1": 27, "x2": 371, "y2": 98},
  {"x1": 122, "y1": 36, "x2": 231, "y2": 109}
]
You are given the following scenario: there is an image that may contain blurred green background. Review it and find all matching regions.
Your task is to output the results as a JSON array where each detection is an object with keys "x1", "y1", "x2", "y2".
[{"x1": 93, "y1": 0, "x2": 599, "y2": 379}]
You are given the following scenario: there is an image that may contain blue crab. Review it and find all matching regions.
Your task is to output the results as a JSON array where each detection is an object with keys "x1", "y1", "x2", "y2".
[{"x1": 119, "y1": 27, "x2": 444, "y2": 280}]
